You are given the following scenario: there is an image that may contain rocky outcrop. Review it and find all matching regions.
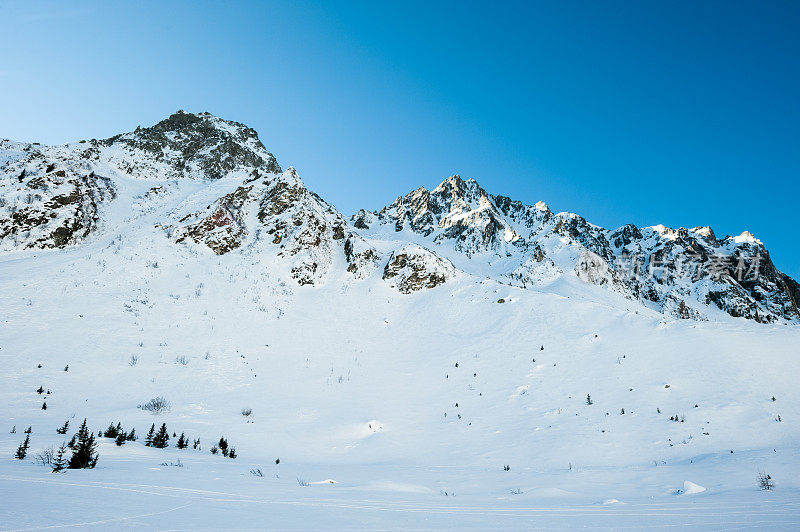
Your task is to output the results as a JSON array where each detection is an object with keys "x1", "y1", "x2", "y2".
[
  {"x1": 0, "y1": 151, "x2": 115, "y2": 251},
  {"x1": 382, "y1": 245, "x2": 456, "y2": 293}
]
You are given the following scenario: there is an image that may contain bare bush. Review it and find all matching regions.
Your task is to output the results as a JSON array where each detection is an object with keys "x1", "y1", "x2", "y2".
[
  {"x1": 175, "y1": 355, "x2": 189, "y2": 366},
  {"x1": 138, "y1": 396, "x2": 171, "y2": 414},
  {"x1": 296, "y1": 477, "x2": 309, "y2": 486},
  {"x1": 34, "y1": 446, "x2": 55, "y2": 467},
  {"x1": 758, "y1": 471, "x2": 775, "y2": 490},
  {"x1": 129, "y1": 354, "x2": 139, "y2": 366},
  {"x1": 250, "y1": 468, "x2": 264, "y2": 477},
  {"x1": 241, "y1": 407, "x2": 253, "y2": 417}
]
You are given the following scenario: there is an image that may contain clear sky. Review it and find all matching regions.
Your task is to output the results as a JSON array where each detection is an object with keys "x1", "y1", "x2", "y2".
[{"x1": 1, "y1": 1, "x2": 798, "y2": 278}]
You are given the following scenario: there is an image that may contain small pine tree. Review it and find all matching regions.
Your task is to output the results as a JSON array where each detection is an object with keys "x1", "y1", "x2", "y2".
[
  {"x1": 15, "y1": 435, "x2": 31, "y2": 459},
  {"x1": 145, "y1": 424, "x2": 155, "y2": 447},
  {"x1": 64, "y1": 365, "x2": 69, "y2": 372},
  {"x1": 42, "y1": 401, "x2": 47, "y2": 410},
  {"x1": 126, "y1": 428, "x2": 137, "y2": 441},
  {"x1": 210, "y1": 445, "x2": 219, "y2": 455},
  {"x1": 228, "y1": 447, "x2": 237, "y2": 459},
  {"x1": 620, "y1": 408, "x2": 625, "y2": 415},
  {"x1": 103, "y1": 423, "x2": 118, "y2": 438},
  {"x1": 57, "y1": 420, "x2": 69, "y2": 434},
  {"x1": 192, "y1": 438, "x2": 200, "y2": 450},
  {"x1": 68, "y1": 419, "x2": 98, "y2": 469},
  {"x1": 68, "y1": 434, "x2": 77, "y2": 449},
  {"x1": 115, "y1": 432, "x2": 126, "y2": 446},
  {"x1": 37, "y1": 386, "x2": 44, "y2": 394},
  {"x1": 24, "y1": 426, "x2": 32, "y2": 434},
  {"x1": 176, "y1": 433, "x2": 188, "y2": 449},
  {"x1": 218, "y1": 437, "x2": 228, "y2": 457},
  {"x1": 52, "y1": 443, "x2": 68, "y2": 472},
  {"x1": 586, "y1": 394, "x2": 593, "y2": 405},
  {"x1": 153, "y1": 423, "x2": 169, "y2": 449},
  {"x1": 10, "y1": 425, "x2": 16, "y2": 434}
]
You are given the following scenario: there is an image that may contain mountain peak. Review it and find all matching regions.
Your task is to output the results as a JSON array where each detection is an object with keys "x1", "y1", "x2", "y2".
[{"x1": 100, "y1": 110, "x2": 281, "y2": 180}]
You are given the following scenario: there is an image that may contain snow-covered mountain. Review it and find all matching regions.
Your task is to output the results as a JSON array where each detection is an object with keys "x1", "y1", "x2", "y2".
[
  {"x1": 2, "y1": 112, "x2": 799, "y2": 529},
  {"x1": 2, "y1": 111, "x2": 797, "y2": 324},
  {"x1": 355, "y1": 175, "x2": 799, "y2": 323}
]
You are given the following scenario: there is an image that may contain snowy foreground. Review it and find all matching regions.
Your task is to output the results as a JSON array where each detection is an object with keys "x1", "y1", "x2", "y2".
[{"x1": 1, "y1": 227, "x2": 799, "y2": 530}]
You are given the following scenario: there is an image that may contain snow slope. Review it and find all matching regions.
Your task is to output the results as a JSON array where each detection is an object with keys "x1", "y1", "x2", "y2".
[{"x1": 1, "y1": 112, "x2": 799, "y2": 530}]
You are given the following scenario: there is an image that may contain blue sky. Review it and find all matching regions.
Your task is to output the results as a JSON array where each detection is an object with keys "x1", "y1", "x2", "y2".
[{"x1": 1, "y1": 1, "x2": 798, "y2": 277}]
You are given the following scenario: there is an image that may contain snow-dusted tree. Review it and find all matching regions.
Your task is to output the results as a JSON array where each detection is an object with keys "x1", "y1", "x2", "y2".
[
  {"x1": 57, "y1": 420, "x2": 69, "y2": 434},
  {"x1": 126, "y1": 428, "x2": 137, "y2": 441},
  {"x1": 586, "y1": 394, "x2": 593, "y2": 405},
  {"x1": 145, "y1": 424, "x2": 155, "y2": 447},
  {"x1": 115, "y1": 432, "x2": 126, "y2": 446},
  {"x1": 176, "y1": 433, "x2": 188, "y2": 449}
]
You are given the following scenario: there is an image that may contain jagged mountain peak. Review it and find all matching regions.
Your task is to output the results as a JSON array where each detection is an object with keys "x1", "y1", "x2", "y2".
[{"x1": 360, "y1": 175, "x2": 799, "y2": 323}]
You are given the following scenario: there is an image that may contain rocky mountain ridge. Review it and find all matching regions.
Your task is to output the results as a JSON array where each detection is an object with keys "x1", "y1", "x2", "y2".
[{"x1": 1, "y1": 111, "x2": 797, "y2": 324}]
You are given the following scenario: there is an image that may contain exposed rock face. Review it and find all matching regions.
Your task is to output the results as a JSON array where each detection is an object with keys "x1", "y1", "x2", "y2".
[
  {"x1": 0, "y1": 146, "x2": 116, "y2": 251},
  {"x1": 172, "y1": 167, "x2": 379, "y2": 285},
  {"x1": 100, "y1": 110, "x2": 281, "y2": 180},
  {"x1": 382, "y1": 245, "x2": 456, "y2": 293},
  {"x1": 364, "y1": 175, "x2": 800, "y2": 323}
]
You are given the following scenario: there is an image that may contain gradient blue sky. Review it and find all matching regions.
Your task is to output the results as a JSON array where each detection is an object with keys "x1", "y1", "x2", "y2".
[{"x1": 2, "y1": 1, "x2": 798, "y2": 277}]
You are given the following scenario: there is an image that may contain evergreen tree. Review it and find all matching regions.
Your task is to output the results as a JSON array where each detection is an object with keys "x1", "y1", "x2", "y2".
[
  {"x1": 42, "y1": 401, "x2": 47, "y2": 410},
  {"x1": 68, "y1": 434, "x2": 77, "y2": 449},
  {"x1": 24, "y1": 426, "x2": 32, "y2": 434},
  {"x1": 145, "y1": 424, "x2": 155, "y2": 447},
  {"x1": 218, "y1": 437, "x2": 229, "y2": 457},
  {"x1": 115, "y1": 432, "x2": 126, "y2": 446},
  {"x1": 37, "y1": 386, "x2": 44, "y2": 394},
  {"x1": 192, "y1": 438, "x2": 200, "y2": 450},
  {"x1": 57, "y1": 420, "x2": 69, "y2": 434},
  {"x1": 176, "y1": 433, "x2": 188, "y2": 449},
  {"x1": 103, "y1": 423, "x2": 118, "y2": 438},
  {"x1": 586, "y1": 394, "x2": 593, "y2": 405},
  {"x1": 15, "y1": 434, "x2": 30, "y2": 459},
  {"x1": 153, "y1": 423, "x2": 169, "y2": 449},
  {"x1": 52, "y1": 443, "x2": 68, "y2": 472},
  {"x1": 68, "y1": 419, "x2": 99, "y2": 469},
  {"x1": 10, "y1": 425, "x2": 16, "y2": 434},
  {"x1": 126, "y1": 428, "x2": 137, "y2": 441},
  {"x1": 228, "y1": 447, "x2": 237, "y2": 459},
  {"x1": 210, "y1": 445, "x2": 219, "y2": 454}
]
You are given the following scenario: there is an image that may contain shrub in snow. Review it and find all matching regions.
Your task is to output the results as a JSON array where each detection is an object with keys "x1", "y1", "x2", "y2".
[
  {"x1": 175, "y1": 355, "x2": 189, "y2": 366},
  {"x1": 297, "y1": 477, "x2": 309, "y2": 486},
  {"x1": 241, "y1": 407, "x2": 253, "y2": 417},
  {"x1": 128, "y1": 354, "x2": 139, "y2": 366},
  {"x1": 251, "y1": 468, "x2": 264, "y2": 477},
  {"x1": 35, "y1": 446, "x2": 55, "y2": 466},
  {"x1": 138, "y1": 396, "x2": 171, "y2": 414},
  {"x1": 758, "y1": 471, "x2": 775, "y2": 490}
]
